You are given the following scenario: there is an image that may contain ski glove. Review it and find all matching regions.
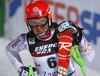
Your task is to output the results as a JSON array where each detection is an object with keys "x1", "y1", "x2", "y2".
[
  {"x1": 58, "y1": 20, "x2": 84, "y2": 44},
  {"x1": 18, "y1": 66, "x2": 36, "y2": 76}
]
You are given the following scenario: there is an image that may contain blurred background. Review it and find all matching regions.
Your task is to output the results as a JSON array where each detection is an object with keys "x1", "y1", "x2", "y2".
[{"x1": 0, "y1": 0, "x2": 100, "y2": 76}]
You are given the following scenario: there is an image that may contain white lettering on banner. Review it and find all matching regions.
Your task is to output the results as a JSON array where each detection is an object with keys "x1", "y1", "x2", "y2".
[{"x1": 34, "y1": 42, "x2": 58, "y2": 54}]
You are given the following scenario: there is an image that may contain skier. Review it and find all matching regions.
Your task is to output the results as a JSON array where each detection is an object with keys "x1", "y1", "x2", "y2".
[{"x1": 6, "y1": 1, "x2": 95, "y2": 76}]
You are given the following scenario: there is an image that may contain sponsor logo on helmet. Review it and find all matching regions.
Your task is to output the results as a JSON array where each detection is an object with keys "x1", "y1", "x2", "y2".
[
  {"x1": 33, "y1": 7, "x2": 39, "y2": 12},
  {"x1": 31, "y1": 11, "x2": 45, "y2": 16},
  {"x1": 31, "y1": 12, "x2": 40, "y2": 16}
]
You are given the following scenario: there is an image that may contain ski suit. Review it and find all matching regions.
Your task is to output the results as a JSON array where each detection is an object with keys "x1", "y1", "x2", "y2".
[{"x1": 6, "y1": 29, "x2": 95, "y2": 76}]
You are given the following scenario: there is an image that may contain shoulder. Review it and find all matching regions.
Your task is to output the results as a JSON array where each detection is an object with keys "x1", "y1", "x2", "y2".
[
  {"x1": 15, "y1": 33, "x2": 27, "y2": 44},
  {"x1": 6, "y1": 33, "x2": 28, "y2": 51}
]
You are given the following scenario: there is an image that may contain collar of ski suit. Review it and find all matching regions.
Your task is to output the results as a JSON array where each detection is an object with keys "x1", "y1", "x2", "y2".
[{"x1": 37, "y1": 29, "x2": 55, "y2": 40}]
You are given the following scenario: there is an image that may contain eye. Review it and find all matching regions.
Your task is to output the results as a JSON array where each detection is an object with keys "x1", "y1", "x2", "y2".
[
  {"x1": 32, "y1": 22, "x2": 37, "y2": 25},
  {"x1": 40, "y1": 19, "x2": 47, "y2": 24},
  {"x1": 29, "y1": 20, "x2": 37, "y2": 26}
]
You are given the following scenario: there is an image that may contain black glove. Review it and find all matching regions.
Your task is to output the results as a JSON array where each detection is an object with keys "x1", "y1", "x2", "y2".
[
  {"x1": 58, "y1": 20, "x2": 84, "y2": 44},
  {"x1": 18, "y1": 66, "x2": 36, "y2": 76}
]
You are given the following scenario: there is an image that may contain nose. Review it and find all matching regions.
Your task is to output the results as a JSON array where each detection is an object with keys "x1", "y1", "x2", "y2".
[{"x1": 34, "y1": 24, "x2": 42, "y2": 29}]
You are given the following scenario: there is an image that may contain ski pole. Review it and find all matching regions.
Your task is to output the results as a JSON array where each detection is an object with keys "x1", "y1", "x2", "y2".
[
  {"x1": 28, "y1": 65, "x2": 34, "y2": 76},
  {"x1": 70, "y1": 45, "x2": 86, "y2": 76}
]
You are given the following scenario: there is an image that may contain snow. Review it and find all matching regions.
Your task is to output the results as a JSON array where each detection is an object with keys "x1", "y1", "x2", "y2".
[{"x1": 0, "y1": 37, "x2": 100, "y2": 76}]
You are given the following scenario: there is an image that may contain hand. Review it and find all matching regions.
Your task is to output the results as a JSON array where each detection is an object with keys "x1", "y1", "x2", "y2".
[
  {"x1": 58, "y1": 21, "x2": 78, "y2": 34},
  {"x1": 18, "y1": 66, "x2": 36, "y2": 76},
  {"x1": 58, "y1": 21, "x2": 84, "y2": 44}
]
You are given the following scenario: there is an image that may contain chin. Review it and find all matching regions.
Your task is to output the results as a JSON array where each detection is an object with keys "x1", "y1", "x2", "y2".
[{"x1": 38, "y1": 33, "x2": 46, "y2": 37}]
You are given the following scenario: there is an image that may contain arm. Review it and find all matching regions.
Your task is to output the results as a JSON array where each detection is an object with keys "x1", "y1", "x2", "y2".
[
  {"x1": 6, "y1": 34, "x2": 28, "y2": 71},
  {"x1": 79, "y1": 36, "x2": 95, "y2": 62},
  {"x1": 58, "y1": 20, "x2": 95, "y2": 62}
]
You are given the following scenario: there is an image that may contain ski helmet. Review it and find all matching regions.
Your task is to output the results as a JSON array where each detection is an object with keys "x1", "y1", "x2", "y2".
[{"x1": 25, "y1": 1, "x2": 52, "y2": 36}]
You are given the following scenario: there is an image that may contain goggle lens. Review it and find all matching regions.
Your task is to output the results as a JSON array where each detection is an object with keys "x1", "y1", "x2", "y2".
[{"x1": 28, "y1": 17, "x2": 48, "y2": 28}]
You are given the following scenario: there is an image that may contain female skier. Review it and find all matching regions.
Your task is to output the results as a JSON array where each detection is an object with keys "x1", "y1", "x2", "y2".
[{"x1": 6, "y1": 1, "x2": 95, "y2": 76}]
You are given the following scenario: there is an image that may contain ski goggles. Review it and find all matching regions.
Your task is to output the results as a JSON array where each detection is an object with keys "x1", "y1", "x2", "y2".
[{"x1": 28, "y1": 17, "x2": 48, "y2": 29}]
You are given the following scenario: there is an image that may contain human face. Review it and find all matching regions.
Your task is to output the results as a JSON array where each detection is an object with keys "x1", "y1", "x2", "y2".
[
  {"x1": 32, "y1": 24, "x2": 49, "y2": 37},
  {"x1": 30, "y1": 17, "x2": 49, "y2": 37}
]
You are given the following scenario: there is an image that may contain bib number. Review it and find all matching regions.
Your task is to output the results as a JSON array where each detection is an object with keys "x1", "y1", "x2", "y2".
[{"x1": 47, "y1": 57, "x2": 57, "y2": 68}]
